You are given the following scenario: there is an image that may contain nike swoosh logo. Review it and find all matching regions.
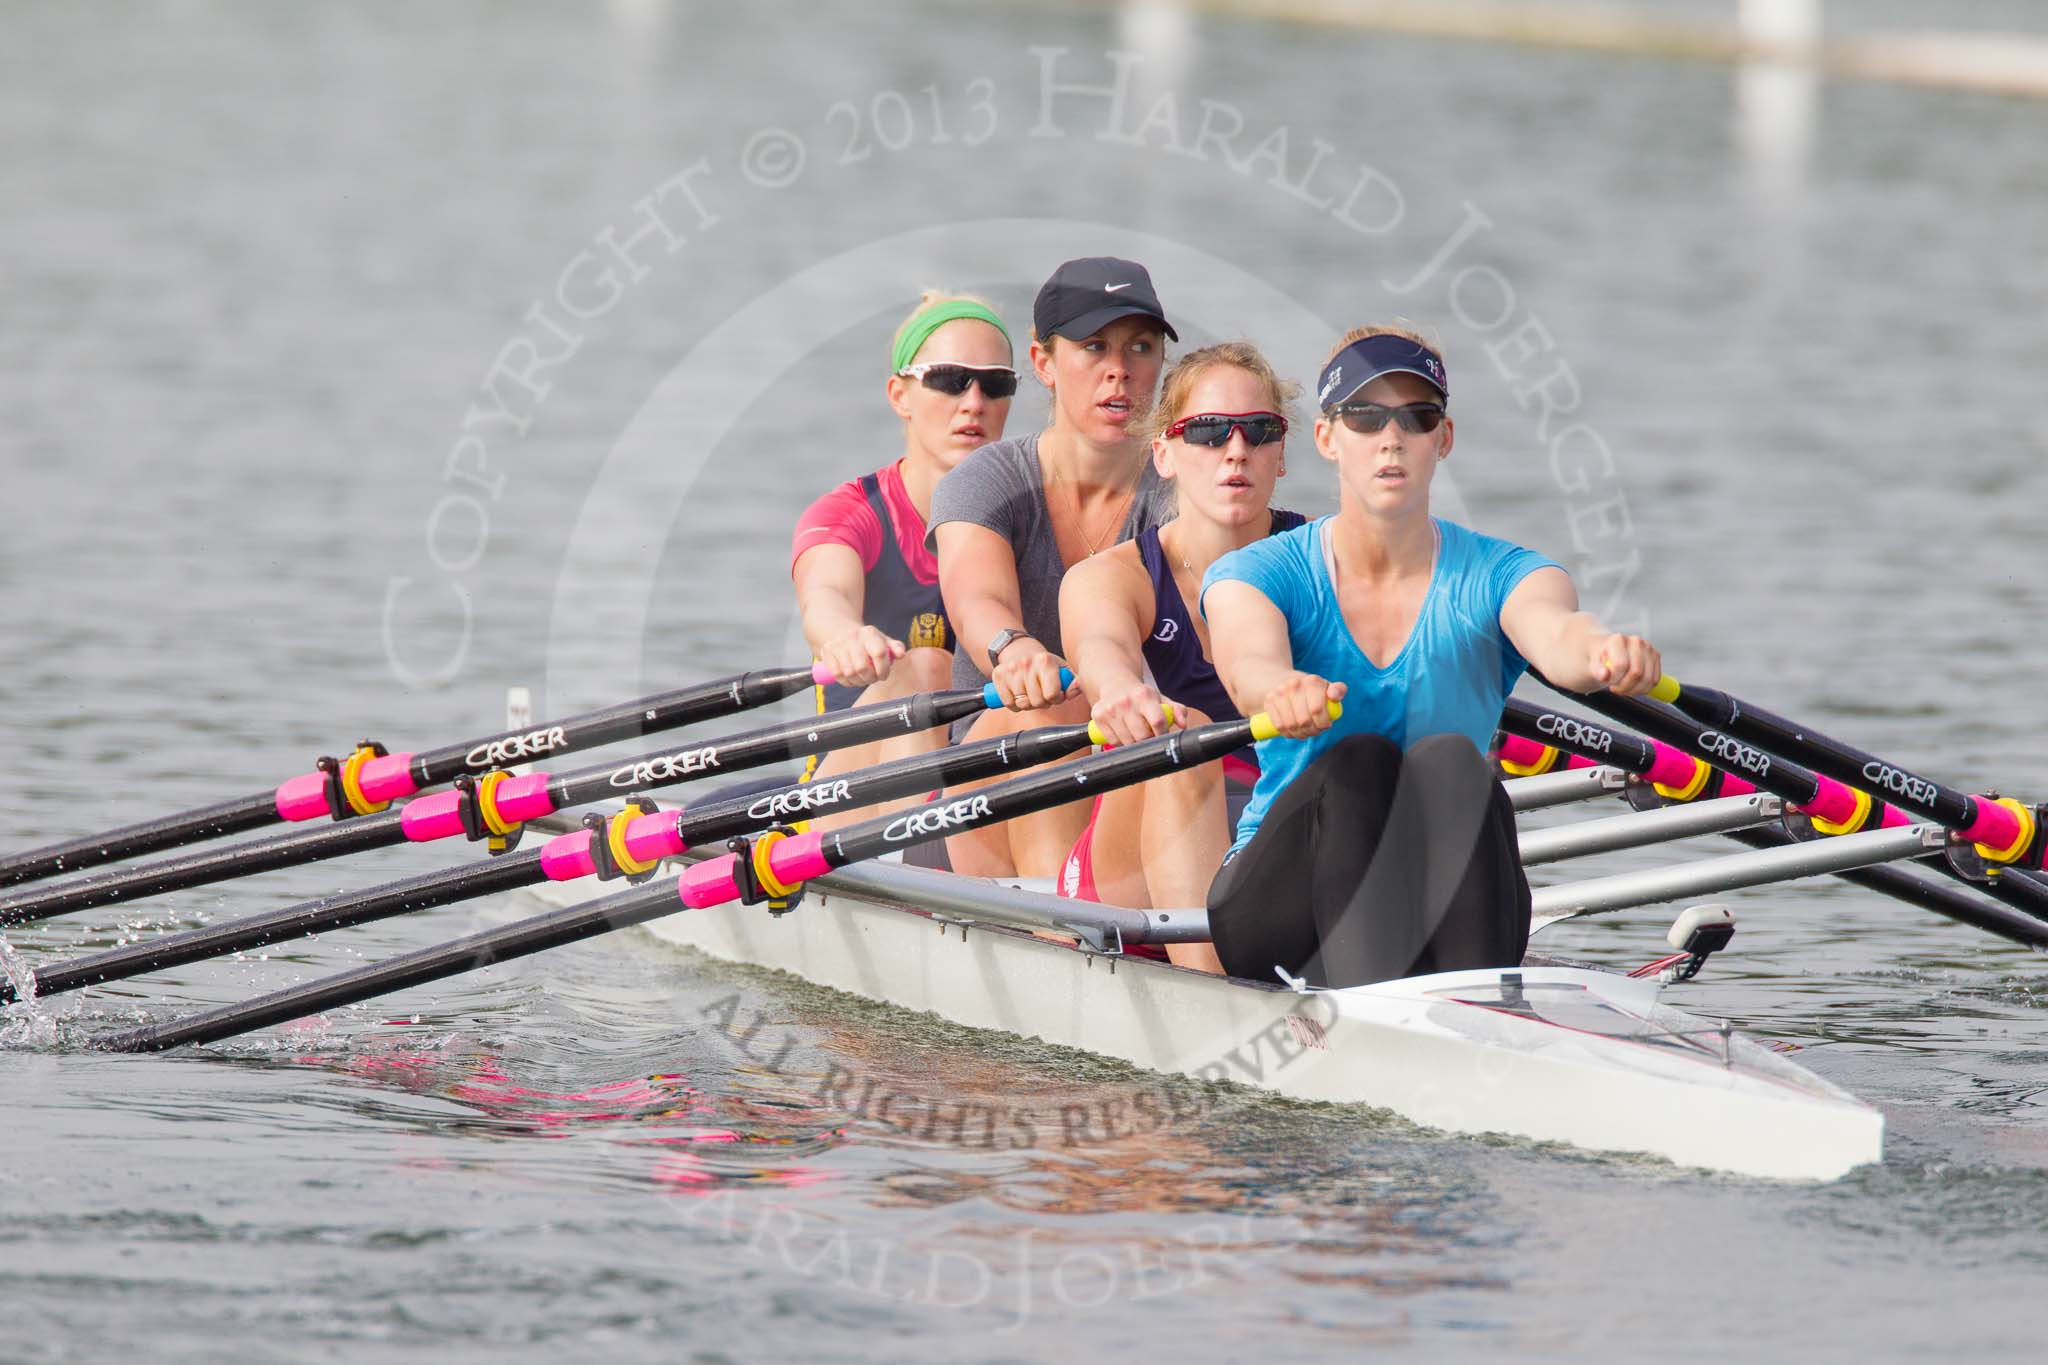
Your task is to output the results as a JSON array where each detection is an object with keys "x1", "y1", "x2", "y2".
[{"x1": 1104, "y1": 282, "x2": 1134, "y2": 292}]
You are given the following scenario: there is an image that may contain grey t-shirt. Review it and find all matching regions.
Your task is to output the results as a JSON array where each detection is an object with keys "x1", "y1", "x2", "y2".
[{"x1": 928, "y1": 432, "x2": 1176, "y2": 694}]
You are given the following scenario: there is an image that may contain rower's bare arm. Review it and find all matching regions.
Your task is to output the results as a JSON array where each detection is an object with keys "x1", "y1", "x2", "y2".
[
  {"x1": 1206, "y1": 580, "x2": 1345, "y2": 739},
  {"x1": 936, "y1": 520, "x2": 1069, "y2": 707},
  {"x1": 1500, "y1": 566, "x2": 1662, "y2": 695},
  {"x1": 793, "y1": 543, "x2": 902, "y2": 687},
  {"x1": 1060, "y1": 550, "x2": 1170, "y2": 745},
  {"x1": 937, "y1": 521, "x2": 1033, "y2": 673}
]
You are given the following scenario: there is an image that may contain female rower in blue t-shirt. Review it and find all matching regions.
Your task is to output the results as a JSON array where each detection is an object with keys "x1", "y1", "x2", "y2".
[{"x1": 1200, "y1": 325, "x2": 1663, "y2": 988}]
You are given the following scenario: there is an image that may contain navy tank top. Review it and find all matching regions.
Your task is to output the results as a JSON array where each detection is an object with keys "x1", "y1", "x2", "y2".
[
  {"x1": 1135, "y1": 509, "x2": 1306, "y2": 726},
  {"x1": 816, "y1": 471, "x2": 952, "y2": 712}
]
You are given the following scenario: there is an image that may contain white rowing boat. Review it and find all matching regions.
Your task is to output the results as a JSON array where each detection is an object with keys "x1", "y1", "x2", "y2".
[{"x1": 523, "y1": 764, "x2": 1884, "y2": 1181}]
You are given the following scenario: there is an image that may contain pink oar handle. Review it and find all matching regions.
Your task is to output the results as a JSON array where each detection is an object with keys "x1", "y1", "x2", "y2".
[
  {"x1": 398, "y1": 773, "x2": 558, "y2": 842},
  {"x1": 1799, "y1": 774, "x2": 1912, "y2": 831},
  {"x1": 274, "y1": 752, "x2": 418, "y2": 821},
  {"x1": 1641, "y1": 739, "x2": 1760, "y2": 798},
  {"x1": 538, "y1": 812, "x2": 688, "y2": 881},
  {"x1": 1959, "y1": 797, "x2": 2030, "y2": 855},
  {"x1": 1495, "y1": 733, "x2": 1759, "y2": 800},
  {"x1": 677, "y1": 832, "x2": 830, "y2": 908},
  {"x1": 1495, "y1": 734, "x2": 1601, "y2": 774}
]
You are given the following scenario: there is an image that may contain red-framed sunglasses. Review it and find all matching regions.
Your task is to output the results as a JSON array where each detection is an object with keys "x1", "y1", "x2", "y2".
[{"x1": 1162, "y1": 411, "x2": 1289, "y2": 447}]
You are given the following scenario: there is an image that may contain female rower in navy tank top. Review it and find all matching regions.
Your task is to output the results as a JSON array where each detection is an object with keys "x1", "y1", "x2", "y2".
[
  {"x1": 1056, "y1": 341, "x2": 1304, "y2": 973},
  {"x1": 789, "y1": 292, "x2": 1015, "y2": 825},
  {"x1": 1200, "y1": 326, "x2": 1664, "y2": 987}
]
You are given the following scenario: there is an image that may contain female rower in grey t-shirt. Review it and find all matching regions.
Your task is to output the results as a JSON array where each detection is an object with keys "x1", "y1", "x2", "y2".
[{"x1": 928, "y1": 256, "x2": 1179, "y2": 879}]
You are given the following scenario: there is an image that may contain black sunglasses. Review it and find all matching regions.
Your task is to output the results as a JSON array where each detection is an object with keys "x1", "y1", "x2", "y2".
[
  {"x1": 1329, "y1": 401, "x2": 1446, "y2": 435},
  {"x1": 1164, "y1": 412, "x2": 1289, "y2": 448},
  {"x1": 897, "y1": 363, "x2": 1019, "y2": 399}
]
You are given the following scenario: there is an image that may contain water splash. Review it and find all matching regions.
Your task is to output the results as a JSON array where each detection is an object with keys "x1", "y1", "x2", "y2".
[{"x1": 0, "y1": 937, "x2": 59, "y2": 1050}]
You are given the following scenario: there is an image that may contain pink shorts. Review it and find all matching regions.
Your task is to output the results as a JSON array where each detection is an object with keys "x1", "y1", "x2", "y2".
[
  {"x1": 1053, "y1": 748, "x2": 1259, "y2": 962},
  {"x1": 1056, "y1": 795, "x2": 1171, "y2": 962}
]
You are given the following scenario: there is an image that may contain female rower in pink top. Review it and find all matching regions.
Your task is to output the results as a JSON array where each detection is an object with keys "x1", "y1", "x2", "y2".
[
  {"x1": 1056, "y1": 341, "x2": 1305, "y2": 972},
  {"x1": 789, "y1": 292, "x2": 1015, "y2": 822}
]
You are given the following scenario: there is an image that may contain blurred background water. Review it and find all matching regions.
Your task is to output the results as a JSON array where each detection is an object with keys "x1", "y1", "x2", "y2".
[{"x1": 2, "y1": 1, "x2": 2046, "y2": 1359}]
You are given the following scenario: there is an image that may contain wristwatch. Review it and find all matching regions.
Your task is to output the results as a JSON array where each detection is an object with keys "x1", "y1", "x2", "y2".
[{"x1": 987, "y1": 627, "x2": 1030, "y2": 668}]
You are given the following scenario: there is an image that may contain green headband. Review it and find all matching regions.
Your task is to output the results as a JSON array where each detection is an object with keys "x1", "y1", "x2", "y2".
[{"x1": 891, "y1": 299, "x2": 1012, "y2": 373}]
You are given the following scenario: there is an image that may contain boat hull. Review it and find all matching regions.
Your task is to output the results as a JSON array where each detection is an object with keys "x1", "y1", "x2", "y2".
[{"x1": 592, "y1": 859, "x2": 1883, "y2": 1180}]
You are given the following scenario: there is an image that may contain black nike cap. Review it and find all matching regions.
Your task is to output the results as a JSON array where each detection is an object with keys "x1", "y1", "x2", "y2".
[{"x1": 1032, "y1": 257, "x2": 1178, "y2": 344}]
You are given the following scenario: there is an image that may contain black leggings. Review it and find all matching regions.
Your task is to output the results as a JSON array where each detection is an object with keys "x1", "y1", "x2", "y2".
[{"x1": 1207, "y1": 733, "x2": 1530, "y2": 988}]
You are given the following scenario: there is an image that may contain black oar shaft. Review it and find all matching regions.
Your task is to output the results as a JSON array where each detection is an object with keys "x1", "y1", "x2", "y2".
[
  {"x1": 685, "y1": 718, "x2": 1257, "y2": 904},
  {"x1": 1550, "y1": 688, "x2": 2048, "y2": 926},
  {"x1": 1514, "y1": 693, "x2": 1828, "y2": 806},
  {"x1": 0, "y1": 683, "x2": 982, "y2": 928},
  {"x1": 0, "y1": 665, "x2": 818, "y2": 887},
  {"x1": 0, "y1": 793, "x2": 282, "y2": 887},
  {"x1": 669, "y1": 721, "x2": 1096, "y2": 848},
  {"x1": 0, "y1": 816, "x2": 406, "y2": 927},
  {"x1": 1499, "y1": 698, "x2": 1662, "y2": 776},
  {"x1": 103, "y1": 718, "x2": 1249, "y2": 1052},
  {"x1": 1585, "y1": 691, "x2": 2048, "y2": 914},
  {"x1": 403, "y1": 666, "x2": 817, "y2": 786},
  {"x1": 536, "y1": 685, "x2": 995, "y2": 812},
  {"x1": 1659, "y1": 682, "x2": 1977, "y2": 830},
  {"x1": 13, "y1": 854, "x2": 547, "y2": 1004},
  {"x1": 14, "y1": 722, "x2": 1096, "y2": 1004},
  {"x1": 104, "y1": 881, "x2": 684, "y2": 1053}
]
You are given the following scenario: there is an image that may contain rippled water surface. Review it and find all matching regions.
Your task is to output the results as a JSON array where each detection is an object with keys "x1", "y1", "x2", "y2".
[{"x1": 4, "y1": 2, "x2": 2047, "y2": 1359}]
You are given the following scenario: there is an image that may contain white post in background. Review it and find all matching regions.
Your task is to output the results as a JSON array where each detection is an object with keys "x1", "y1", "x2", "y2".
[
  {"x1": 504, "y1": 686, "x2": 535, "y2": 776},
  {"x1": 1738, "y1": 0, "x2": 1821, "y2": 59},
  {"x1": 1734, "y1": 0, "x2": 1821, "y2": 208}
]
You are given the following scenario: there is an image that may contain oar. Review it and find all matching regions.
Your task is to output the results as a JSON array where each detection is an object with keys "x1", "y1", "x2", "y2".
[
  {"x1": 0, "y1": 681, "x2": 1024, "y2": 927},
  {"x1": 1644, "y1": 672, "x2": 2048, "y2": 877},
  {"x1": 0, "y1": 664, "x2": 826, "y2": 887},
  {"x1": 1574, "y1": 684, "x2": 2048, "y2": 924},
  {"x1": 1500, "y1": 696, "x2": 1901, "y2": 828},
  {"x1": 1514, "y1": 691, "x2": 2048, "y2": 943},
  {"x1": 9, "y1": 718, "x2": 1100, "y2": 1004},
  {"x1": 100, "y1": 708, "x2": 1288, "y2": 1053}
]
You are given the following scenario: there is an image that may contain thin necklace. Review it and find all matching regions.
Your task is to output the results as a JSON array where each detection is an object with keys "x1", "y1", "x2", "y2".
[
  {"x1": 1049, "y1": 453, "x2": 1139, "y2": 557},
  {"x1": 1171, "y1": 509, "x2": 1272, "y2": 579}
]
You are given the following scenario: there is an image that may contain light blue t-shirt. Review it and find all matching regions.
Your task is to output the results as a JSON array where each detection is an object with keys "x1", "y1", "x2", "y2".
[{"x1": 1200, "y1": 516, "x2": 1560, "y2": 856}]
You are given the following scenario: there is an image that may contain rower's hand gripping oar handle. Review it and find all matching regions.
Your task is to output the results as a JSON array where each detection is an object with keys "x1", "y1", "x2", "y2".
[
  {"x1": 1248, "y1": 701, "x2": 1342, "y2": 742},
  {"x1": 1081, "y1": 695, "x2": 1338, "y2": 750},
  {"x1": 979, "y1": 668, "x2": 1073, "y2": 716}
]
